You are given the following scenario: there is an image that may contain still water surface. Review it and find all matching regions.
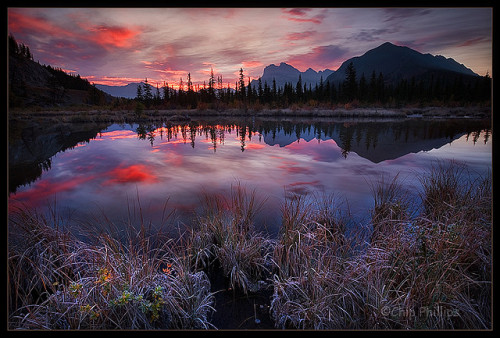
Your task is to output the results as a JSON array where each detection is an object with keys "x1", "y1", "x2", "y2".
[{"x1": 8, "y1": 117, "x2": 492, "y2": 237}]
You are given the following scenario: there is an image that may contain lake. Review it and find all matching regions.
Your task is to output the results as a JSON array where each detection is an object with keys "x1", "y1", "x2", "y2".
[{"x1": 8, "y1": 116, "x2": 492, "y2": 239}]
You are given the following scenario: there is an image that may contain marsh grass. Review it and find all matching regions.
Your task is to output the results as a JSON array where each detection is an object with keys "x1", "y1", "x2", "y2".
[
  {"x1": 269, "y1": 163, "x2": 491, "y2": 329},
  {"x1": 8, "y1": 204, "x2": 215, "y2": 330},
  {"x1": 270, "y1": 192, "x2": 360, "y2": 329},
  {"x1": 8, "y1": 161, "x2": 491, "y2": 330},
  {"x1": 185, "y1": 183, "x2": 273, "y2": 294},
  {"x1": 369, "y1": 173, "x2": 412, "y2": 242}
]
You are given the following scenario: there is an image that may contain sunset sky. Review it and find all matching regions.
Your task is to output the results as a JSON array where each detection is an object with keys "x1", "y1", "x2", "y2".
[{"x1": 8, "y1": 7, "x2": 492, "y2": 88}]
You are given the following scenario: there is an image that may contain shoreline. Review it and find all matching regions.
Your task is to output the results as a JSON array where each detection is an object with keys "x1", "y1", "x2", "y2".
[{"x1": 8, "y1": 105, "x2": 491, "y2": 122}]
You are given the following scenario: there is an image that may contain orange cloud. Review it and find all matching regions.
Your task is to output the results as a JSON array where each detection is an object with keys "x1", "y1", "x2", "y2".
[
  {"x1": 104, "y1": 164, "x2": 157, "y2": 185},
  {"x1": 9, "y1": 175, "x2": 95, "y2": 210},
  {"x1": 85, "y1": 76, "x2": 145, "y2": 86},
  {"x1": 245, "y1": 143, "x2": 266, "y2": 150},
  {"x1": 101, "y1": 130, "x2": 137, "y2": 140},
  {"x1": 88, "y1": 25, "x2": 140, "y2": 49},
  {"x1": 242, "y1": 61, "x2": 263, "y2": 69}
]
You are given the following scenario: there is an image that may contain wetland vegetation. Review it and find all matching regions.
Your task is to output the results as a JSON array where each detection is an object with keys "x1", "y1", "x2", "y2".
[{"x1": 8, "y1": 161, "x2": 492, "y2": 329}]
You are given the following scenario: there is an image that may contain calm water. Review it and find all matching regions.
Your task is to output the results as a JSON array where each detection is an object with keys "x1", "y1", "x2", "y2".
[{"x1": 8, "y1": 117, "x2": 492, "y2": 238}]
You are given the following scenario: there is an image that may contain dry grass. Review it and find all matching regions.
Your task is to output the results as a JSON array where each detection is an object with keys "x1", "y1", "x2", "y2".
[
  {"x1": 8, "y1": 207, "x2": 215, "y2": 329},
  {"x1": 8, "y1": 161, "x2": 491, "y2": 330},
  {"x1": 185, "y1": 183, "x2": 273, "y2": 294},
  {"x1": 269, "y1": 162, "x2": 491, "y2": 329}
]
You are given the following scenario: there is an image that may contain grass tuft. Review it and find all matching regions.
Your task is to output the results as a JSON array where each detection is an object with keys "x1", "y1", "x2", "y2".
[{"x1": 8, "y1": 161, "x2": 491, "y2": 330}]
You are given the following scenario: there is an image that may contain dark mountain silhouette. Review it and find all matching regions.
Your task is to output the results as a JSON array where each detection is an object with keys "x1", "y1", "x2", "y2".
[
  {"x1": 96, "y1": 82, "x2": 156, "y2": 99},
  {"x1": 8, "y1": 35, "x2": 111, "y2": 108},
  {"x1": 262, "y1": 119, "x2": 489, "y2": 163},
  {"x1": 325, "y1": 42, "x2": 479, "y2": 86},
  {"x1": 250, "y1": 63, "x2": 334, "y2": 89}
]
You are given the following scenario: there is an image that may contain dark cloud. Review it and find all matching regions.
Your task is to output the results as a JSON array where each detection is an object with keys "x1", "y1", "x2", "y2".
[
  {"x1": 351, "y1": 28, "x2": 396, "y2": 42},
  {"x1": 382, "y1": 8, "x2": 432, "y2": 22}
]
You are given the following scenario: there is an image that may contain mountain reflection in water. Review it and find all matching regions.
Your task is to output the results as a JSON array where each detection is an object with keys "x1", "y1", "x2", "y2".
[{"x1": 8, "y1": 117, "x2": 491, "y2": 237}]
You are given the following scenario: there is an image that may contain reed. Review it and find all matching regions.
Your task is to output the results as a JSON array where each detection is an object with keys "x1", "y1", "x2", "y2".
[
  {"x1": 8, "y1": 161, "x2": 491, "y2": 330},
  {"x1": 8, "y1": 207, "x2": 215, "y2": 329},
  {"x1": 269, "y1": 162, "x2": 491, "y2": 329},
  {"x1": 186, "y1": 182, "x2": 273, "y2": 294}
]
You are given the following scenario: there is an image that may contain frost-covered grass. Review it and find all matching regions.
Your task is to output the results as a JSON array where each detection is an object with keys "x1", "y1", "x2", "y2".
[{"x1": 8, "y1": 161, "x2": 491, "y2": 330}]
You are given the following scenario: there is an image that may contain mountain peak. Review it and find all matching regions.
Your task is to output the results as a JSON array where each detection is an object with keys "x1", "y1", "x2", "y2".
[
  {"x1": 379, "y1": 41, "x2": 396, "y2": 48},
  {"x1": 253, "y1": 63, "x2": 333, "y2": 89},
  {"x1": 326, "y1": 42, "x2": 478, "y2": 85}
]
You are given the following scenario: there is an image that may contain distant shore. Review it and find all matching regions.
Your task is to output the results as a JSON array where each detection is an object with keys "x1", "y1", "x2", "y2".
[{"x1": 9, "y1": 105, "x2": 491, "y2": 123}]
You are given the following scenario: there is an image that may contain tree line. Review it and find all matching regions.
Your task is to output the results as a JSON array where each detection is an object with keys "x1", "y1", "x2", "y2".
[
  {"x1": 135, "y1": 62, "x2": 491, "y2": 110},
  {"x1": 8, "y1": 34, "x2": 490, "y2": 109},
  {"x1": 132, "y1": 118, "x2": 490, "y2": 158}
]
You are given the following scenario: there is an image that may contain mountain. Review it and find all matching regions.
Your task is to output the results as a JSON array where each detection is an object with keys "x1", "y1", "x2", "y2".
[
  {"x1": 95, "y1": 82, "x2": 156, "y2": 99},
  {"x1": 261, "y1": 120, "x2": 483, "y2": 163},
  {"x1": 251, "y1": 63, "x2": 334, "y2": 89},
  {"x1": 325, "y1": 42, "x2": 479, "y2": 86},
  {"x1": 8, "y1": 35, "x2": 111, "y2": 108}
]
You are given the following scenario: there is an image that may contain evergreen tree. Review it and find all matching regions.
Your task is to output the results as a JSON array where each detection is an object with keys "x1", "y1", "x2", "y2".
[
  {"x1": 208, "y1": 67, "x2": 216, "y2": 101},
  {"x1": 343, "y1": 61, "x2": 357, "y2": 101},
  {"x1": 143, "y1": 78, "x2": 153, "y2": 106},
  {"x1": 238, "y1": 68, "x2": 246, "y2": 101},
  {"x1": 258, "y1": 77, "x2": 263, "y2": 103},
  {"x1": 318, "y1": 76, "x2": 324, "y2": 101},
  {"x1": 377, "y1": 72, "x2": 385, "y2": 103},
  {"x1": 247, "y1": 77, "x2": 253, "y2": 103},
  {"x1": 217, "y1": 75, "x2": 223, "y2": 101},
  {"x1": 187, "y1": 73, "x2": 193, "y2": 93},
  {"x1": 136, "y1": 83, "x2": 144, "y2": 101},
  {"x1": 162, "y1": 82, "x2": 169, "y2": 103},
  {"x1": 272, "y1": 78, "x2": 277, "y2": 103},
  {"x1": 8, "y1": 34, "x2": 19, "y2": 56},
  {"x1": 296, "y1": 74, "x2": 303, "y2": 101},
  {"x1": 358, "y1": 73, "x2": 367, "y2": 102},
  {"x1": 263, "y1": 81, "x2": 271, "y2": 104},
  {"x1": 155, "y1": 83, "x2": 161, "y2": 105}
]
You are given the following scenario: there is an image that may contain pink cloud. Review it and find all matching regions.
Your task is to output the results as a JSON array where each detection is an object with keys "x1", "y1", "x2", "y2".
[
  {"x1": 242, "y1": 60, "x2": 263, "y2": 69},
  {"x1": 283, "y1": 8, "x2": 311, "y2": 17},
  {"x1": 284, "y1": 31, "x2": 316, "y2": 41},
  {"x1": 86, "y1": 25, "x2": 140, "y2": 49},
  {"x1": 286, "y1": 45, "x2": 348, "y2": 71},
  {"x1": 86, "y1": 76, "x2": 146, "y2": 86},
  {"x1": 8, "y1": 10, "x2": 74, "y2": 37},
  {"x1": 281, "y1": 8, "x2": 325, "y2": 24},
  {"x1": 9, "y1": 175, "x2": 96, "y2": 210},
  {"x1": 245, "y1": 143, "x2": 266, "y2": 150},
  {"x1": 104, "y1": 164, "x2": 158, "y2": 185}
]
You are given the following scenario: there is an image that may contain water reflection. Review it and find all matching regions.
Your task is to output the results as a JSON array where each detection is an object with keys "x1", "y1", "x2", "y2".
[
  {"x1": 8, "y1": 117, "x2": 492, "y2": 237},
  {"x1": 131, "y1": 118, "x2": 490, "y2": 162}
]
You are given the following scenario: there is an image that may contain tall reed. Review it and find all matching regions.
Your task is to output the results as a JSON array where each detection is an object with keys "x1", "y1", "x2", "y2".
[
  {"x1": 186, "y1": 182, "x2": 273, "y2": 294},
  {"x1": 8, "y1": 206, "x2": 215, "y2": 329},
  {"x1": 269, "y1": 162, "x2": 491, "y2": 329},
  {"x1": 8, "y1": 161, "x2": 491, "y2": 330}
]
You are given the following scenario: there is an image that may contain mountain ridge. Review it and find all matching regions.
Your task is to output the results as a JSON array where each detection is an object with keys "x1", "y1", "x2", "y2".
[
  {"x1": 95, "y1": 82, "x2": 156, "y2": 99},
  {"x1": 95, "y1": 42, "x2": 480, "y2": 99},
  {"x1": 325, "y1": 42, "x2": 479, "y2": 86},
  {"x1": 249, "y1": 63, "x2": 334, "y2": 90}
]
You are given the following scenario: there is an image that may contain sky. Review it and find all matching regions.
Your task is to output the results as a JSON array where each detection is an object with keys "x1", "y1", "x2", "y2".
[{"x1": 8, "y1": 7, "x2": 492, "y2": 88}]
